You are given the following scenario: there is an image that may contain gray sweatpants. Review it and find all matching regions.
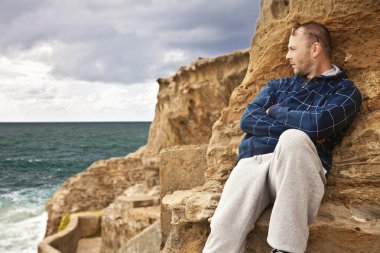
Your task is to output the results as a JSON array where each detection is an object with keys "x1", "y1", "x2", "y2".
[{"x1": 203, "y1": 129, "x2": 327, "y2": 253}]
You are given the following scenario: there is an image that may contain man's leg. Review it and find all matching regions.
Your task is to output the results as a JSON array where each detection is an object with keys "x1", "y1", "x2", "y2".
[
  {"x1": 267, "y1": 129, "x2": 327, "y2": 253},
  {"x1": 203, "y1": 154, "x2": 273, "y2": 253}
]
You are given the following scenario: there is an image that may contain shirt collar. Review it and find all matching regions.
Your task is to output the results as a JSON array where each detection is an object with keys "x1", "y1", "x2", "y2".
[{"x1": 321, "y1": 64, "x2": 341, "y2": 77}]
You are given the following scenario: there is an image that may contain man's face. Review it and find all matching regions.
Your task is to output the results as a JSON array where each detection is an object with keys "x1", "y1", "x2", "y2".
[{"x1": 285, "y1": 29, "x2": 313, "y2": 76}]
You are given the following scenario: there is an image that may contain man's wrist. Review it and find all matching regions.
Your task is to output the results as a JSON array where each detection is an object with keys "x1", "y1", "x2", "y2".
[{"x1": 267, "y1": 104, "x2": 280, "y2": 118}]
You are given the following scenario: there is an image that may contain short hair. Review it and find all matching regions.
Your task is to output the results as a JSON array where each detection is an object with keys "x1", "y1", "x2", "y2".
[{"x1": 294, "y1": 21, "x2": 332, "y2": 58}]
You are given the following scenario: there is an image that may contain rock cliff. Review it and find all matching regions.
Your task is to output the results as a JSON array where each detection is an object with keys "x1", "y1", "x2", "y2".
[
  {"x1": 162, "y1": 0, "x2": 380, "y2": 252},
  {"x1": 141, "y1": 51, "x2": 250, "y2": 186},
  {"x1": 44, "y1": 49, "x2": 249, "y2": 238}
]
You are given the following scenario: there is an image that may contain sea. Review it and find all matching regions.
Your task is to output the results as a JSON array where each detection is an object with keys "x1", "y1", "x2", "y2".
[{"x1": 0, "y1": 122, "x2": 151, "y2": 253}]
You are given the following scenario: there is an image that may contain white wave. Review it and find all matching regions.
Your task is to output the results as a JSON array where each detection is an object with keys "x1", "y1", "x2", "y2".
[
  {"x1": 27, "y1": 159, "x2": 44, "y2": 163},
  {"x1": 5, "y1": 157, "x2": 26, "y2": 161},
  {"x1": 0, "y1": 208, "x2": 47, "y2": 253},
  {"x1": 0, "y1": 187, "x2": 56, "y2": 204},
  {"x1": 0, "y1": 187, "x2": 54, "y2": 253},
  {"x1": 4, "y1": 157, "x2": 45, "y2": 162}
]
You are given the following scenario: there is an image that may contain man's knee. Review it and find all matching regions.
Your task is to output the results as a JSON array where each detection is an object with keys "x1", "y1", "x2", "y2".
[{"x1": 278, "y1": 129, "x2": 312, "y2": 150}]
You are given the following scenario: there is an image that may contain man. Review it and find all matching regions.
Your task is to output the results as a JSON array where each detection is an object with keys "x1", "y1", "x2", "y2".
[{"x1": 202, "y1": 21, "x2": 362, "y2": 253}]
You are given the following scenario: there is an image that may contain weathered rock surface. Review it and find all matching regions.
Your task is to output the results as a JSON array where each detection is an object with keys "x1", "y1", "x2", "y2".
[
  {"x1": 144, "y1": 50, "x2": 250, "y2": 158},
  {"x1": 100, "y1": 186, "x2": 160, "y2": 253},
  {"x1": 120, "y1": 221, "x2": 161, "y2": 253},
  {"x1": 44, "y1": 49, "x2": 249, "y2": 242},
  {"x1": 163, "y1": 0, "x2": 380, "y2": 252},
  {"x1": 159, "y1": 145, "x2": 208, "y2": 246},
  {"x1": 162, "y1": 221, "x2": 210, "y2": 253}
]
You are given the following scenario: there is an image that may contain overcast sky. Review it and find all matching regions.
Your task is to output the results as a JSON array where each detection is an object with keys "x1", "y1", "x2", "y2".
[{"x1": 0, "y1": 0, "x2": 260, "y2": 122}]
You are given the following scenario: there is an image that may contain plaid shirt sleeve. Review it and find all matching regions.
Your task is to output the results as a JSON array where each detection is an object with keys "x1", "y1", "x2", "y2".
[
  {"x1": 268, "y1": 80, "x2": 362, "y2": 140},
  {"x1": 240, "y1": 80, "x2": 287, "y2": 137}
]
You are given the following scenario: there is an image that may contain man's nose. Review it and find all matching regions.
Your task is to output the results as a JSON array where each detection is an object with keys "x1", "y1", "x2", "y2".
[{"x1": 285, "y1": 51, "x2": 291, "y2": 60}]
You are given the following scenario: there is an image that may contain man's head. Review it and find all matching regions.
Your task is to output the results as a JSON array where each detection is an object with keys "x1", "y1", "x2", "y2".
[{"x1": 286, "y1": 21, "x2": 332, "y2": 79}]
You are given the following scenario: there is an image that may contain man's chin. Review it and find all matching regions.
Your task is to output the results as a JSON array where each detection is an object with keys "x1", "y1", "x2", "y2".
[
  {"x1": 291, "y1": 65, "x2": 298, "y2": 74},
  {"x1": 293, "y1": 69, "x2": 307, "y2": 76}
]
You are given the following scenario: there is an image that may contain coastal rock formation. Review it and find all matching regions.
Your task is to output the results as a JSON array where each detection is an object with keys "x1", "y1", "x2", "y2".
[
  {"x1": 162, "y1": 0, "x2": 380, "y2": 252},
  {"x1": 44, "y1": 50, "x2": 249, "y2": 238},
  {"x1": 45, "y1": 148, "x2": 146, "y2": 236}
]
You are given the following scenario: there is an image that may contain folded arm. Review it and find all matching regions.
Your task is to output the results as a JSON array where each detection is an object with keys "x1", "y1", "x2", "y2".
[
  {"x1": 268, "y1": 81, "x2": 362, "y2": 140},
  {"x1": 240, "y1": 80, "x2": 287, "y2": 137}
]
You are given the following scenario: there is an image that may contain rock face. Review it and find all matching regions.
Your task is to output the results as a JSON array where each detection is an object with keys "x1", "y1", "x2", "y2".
[
  {"x1": 44, "y1": 50, "x2": 249, "y2": 238},
  {"x1": 162, "y1": 0, "x2": 380, "y2": 252}
]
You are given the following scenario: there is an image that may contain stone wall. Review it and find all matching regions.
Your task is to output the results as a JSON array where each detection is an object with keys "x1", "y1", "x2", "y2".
[
  {"x1": 38, "y1": 212, "x2": 101, "y2": 253},
  {"x1": 162, "y1": 0, "x2": 380, "y2": 252}
]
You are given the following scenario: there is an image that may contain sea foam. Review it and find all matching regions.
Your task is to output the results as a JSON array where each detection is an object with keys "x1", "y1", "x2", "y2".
[{"x1": 0, "y1": 188, "x2": 50, "y2": 253}]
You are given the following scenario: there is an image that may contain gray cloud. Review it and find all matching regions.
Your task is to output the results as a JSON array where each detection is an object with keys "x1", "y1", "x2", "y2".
[{"x1": 0, "y1": 0, "x2": 260, "y2": 84}]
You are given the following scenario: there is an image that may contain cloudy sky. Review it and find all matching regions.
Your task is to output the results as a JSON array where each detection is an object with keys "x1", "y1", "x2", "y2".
[{"x1": 0, "y1": 0, "x2": 260, "y2": 122}]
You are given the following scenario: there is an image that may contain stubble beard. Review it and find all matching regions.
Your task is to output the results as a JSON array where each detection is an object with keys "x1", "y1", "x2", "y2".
[{"x1": 293, "y1": 60, "x2": 313, "y2": 78}]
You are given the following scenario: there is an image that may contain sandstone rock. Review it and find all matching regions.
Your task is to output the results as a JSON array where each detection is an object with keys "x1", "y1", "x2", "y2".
[
  {"x1": 162, "y1": 0, "x2": 380, "y2": 252},
  {"x1": 159, "y1": 145, "x2": 208, "y2": 245},
  {"x1": 101, "y1": 196, "x2": 160, "y2": 253},
  {"x1": 121, "y1": 183, "x2": 160, "y2": 200},
  {"x1": 100, "y1": 183, "x2": 160, "y2": 253},
  {"x1": 143, "y1": 50, "x2": 250, "y2": 187},
  {"x1": 245, "y1": 202, "x2": 380, "y2": 252},
  {"x1": 120, "y1": 221, "x2": 161, "y2": 253},
  {"x1": 161, "y1": 221, "x2": 210, "y2": 253},
  {"x1": 143, "y1": 50, "x2": 250, "y2": 161}
]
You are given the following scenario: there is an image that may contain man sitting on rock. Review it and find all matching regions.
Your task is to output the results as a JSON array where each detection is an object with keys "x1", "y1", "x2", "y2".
[{"x1": 202, "y1": 21, "x2": 362, "y2": 253}]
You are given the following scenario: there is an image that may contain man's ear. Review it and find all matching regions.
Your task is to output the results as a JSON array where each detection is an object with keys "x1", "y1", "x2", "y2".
[{"x1": 311, "y1": 42, "x2": 322, "y2": 58}]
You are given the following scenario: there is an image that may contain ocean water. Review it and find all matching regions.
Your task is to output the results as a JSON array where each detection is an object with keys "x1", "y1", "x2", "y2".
[{"x1": 0, "y1": 122, "x2": 150, "y2": 253}]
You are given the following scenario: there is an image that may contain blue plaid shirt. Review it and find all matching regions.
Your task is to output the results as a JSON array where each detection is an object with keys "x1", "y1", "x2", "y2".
[{"x1": 238, "y1": 70, "x2": 362, "y2": 174}]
